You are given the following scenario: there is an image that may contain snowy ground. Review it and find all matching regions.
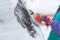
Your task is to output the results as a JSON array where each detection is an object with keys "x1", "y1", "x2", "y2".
[{"x1": 0, "y1": 0, "x2": 60, "y2": 40}]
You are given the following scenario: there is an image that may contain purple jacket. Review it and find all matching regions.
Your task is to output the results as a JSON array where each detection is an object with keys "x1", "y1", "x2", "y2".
[{"x1": 51, "y1": 20, "x2": 60, "y2": 35}]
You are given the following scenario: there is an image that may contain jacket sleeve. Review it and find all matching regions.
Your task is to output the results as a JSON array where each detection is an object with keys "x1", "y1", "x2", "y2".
[{"x1": 51, "y1": 20, "x2": 60, "y2": 35}]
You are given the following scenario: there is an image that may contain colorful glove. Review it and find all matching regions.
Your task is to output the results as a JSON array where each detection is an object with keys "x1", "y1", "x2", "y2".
[{"x1": 42, "y1": 15, "x2": 53, "y2": 26}]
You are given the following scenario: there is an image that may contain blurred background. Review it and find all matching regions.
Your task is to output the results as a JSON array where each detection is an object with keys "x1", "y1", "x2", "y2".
[{"x1": 0, "y1": 0, "x2": 60, "y2": 40}]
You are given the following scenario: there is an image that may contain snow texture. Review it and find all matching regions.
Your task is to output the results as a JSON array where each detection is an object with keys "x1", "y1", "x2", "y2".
[{"x1": 0, "y1": 0, "x2": 60, "y2": 40}]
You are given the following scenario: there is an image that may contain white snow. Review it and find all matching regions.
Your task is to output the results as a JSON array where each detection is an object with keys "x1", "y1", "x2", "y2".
[{"x1": 0, "y1": 0, "x2": 60, "y2": 40}]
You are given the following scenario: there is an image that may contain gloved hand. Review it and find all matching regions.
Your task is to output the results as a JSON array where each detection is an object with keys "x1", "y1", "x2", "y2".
[{"x1": 42, "y1": 15, "x2": 53, "y2": 26}]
